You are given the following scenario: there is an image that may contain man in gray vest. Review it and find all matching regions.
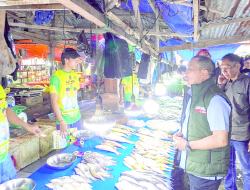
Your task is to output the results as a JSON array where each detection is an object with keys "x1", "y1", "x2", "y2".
[
  {"x1": 218, "y1": 53, "x2": 250, "y2": 190},
  {"x1": 173, "y1": 56, "x2": 232, "y2": 190}
]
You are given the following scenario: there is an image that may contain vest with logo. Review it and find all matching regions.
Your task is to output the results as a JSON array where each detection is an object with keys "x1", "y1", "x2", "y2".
[{"x1": 186, "y1": 77, "x2": 232, "y2": 177}]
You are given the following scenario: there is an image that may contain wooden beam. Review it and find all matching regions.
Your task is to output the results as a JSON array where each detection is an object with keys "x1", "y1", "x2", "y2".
[
  {"x1": 12, "y1": 33, "x2": 50, "y2": 46},
  {"x1": 155, "y1": 4, "x2": 159, "y2": 53},
  {"x1": 164, "y1": 0, "x2": 223, "y2": 14},
  {"x1": 0, "y1": 0, "x2": 58, "y2": 6},
  {"x1": 105, "y1": 10, "x2": 159, "y2": 56},
  {"x1": 9, "y1": 22, "x2": 105, "y2": 33},
  {"x1": 193, "y1": 0, "x2": 199, "y2": 41},
  {"x1": 145, "y1": 31, "x2": 193, "y2": 37},
  {"x1": 10, "y1": 29, "x2": 50, "y2": 41},
  {"x1": 159, "y1": 34, "x2": 250, "y2": 53},
  {"x1": 57, "y1": 0, "x2": 148, "y2": 54},
  {"x1": 200, "y1": 16, "x2": 250, "y2": 30},
  {"x1": 0, "y1": 3, "x2": 66, "y2": 10},
  {"x1": 0, "y1": 10, "x2": 5, "y2": 34},
  {"x1": 147, "y1": 0, "x2": 173, "y2": 40}
]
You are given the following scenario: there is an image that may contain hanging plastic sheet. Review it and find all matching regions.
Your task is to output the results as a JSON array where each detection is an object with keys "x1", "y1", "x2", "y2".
[
  {"x1": 140, "y1": 57, "x2": 157, "y2": 84},
  {"x1": 77, "y1": 30, "x2": 93, "y2": 58},
  {"x1": 33, "y1": 10, "x2": 54, "y2": 25},
  {"x1": 104, "y1": 33, "x2": 132, "y2": 79},
  {"x1": 137, "y1": 53, "x2": 150, "y2": 79},
  {"x1": 92, "y1": 38, "x2": 105, "y2": 78},
  {"x1": 121, "y1": 0, "x2": 154, "y2": 12},
  {"x1": 156, "y1": 1, "x2": 195, "y2": 43}
]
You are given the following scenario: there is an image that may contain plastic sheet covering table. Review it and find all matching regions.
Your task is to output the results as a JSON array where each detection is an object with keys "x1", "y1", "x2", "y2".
[{"x1": 28, "y1": 118, "x2": 175, "y2": 190}]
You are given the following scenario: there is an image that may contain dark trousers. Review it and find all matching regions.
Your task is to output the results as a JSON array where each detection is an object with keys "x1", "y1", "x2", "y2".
[{"x1": 188, "y1": 174, "x2": 222, "y2": 190}]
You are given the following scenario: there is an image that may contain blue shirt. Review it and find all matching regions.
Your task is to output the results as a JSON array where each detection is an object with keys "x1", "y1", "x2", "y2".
[{"x1": 180, "y1": 90, "x2": 231, "y2": 180}]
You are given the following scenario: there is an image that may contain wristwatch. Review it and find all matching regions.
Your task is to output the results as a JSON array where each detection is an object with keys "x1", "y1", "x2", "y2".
[{"x1": 185, "y1": 141, "x2": 192, "y2": 151}]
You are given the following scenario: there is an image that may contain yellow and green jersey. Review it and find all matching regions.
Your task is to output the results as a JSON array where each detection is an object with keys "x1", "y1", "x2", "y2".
[
  {"x1": 121, "y1": 74, "x2": 140, "y2": 102},
  {"x1": 0, "y1": 85, "x2": 9, "y2": 163},
  {"x1": 49, "y1": 70, "x2": 81, "y2": 125}
]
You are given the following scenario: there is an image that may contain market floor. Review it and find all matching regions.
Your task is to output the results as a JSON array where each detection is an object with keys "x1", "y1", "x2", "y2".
[{"x1": 17, "y1": 93, "x2": 244, "y2": 190}]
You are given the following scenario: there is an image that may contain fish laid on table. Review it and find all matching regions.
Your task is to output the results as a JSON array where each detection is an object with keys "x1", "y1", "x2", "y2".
[
  {"x1": 114, "y1": 124, "x2": 136, "y2": 132},
  {"x1": 127, "y1": 119, "x2": 146, "y2": 128},
  {"x1": 95, "y1": 144, "x2": 121, "y2": 156},
  {"x1": 87, "y1": 163, "x2": 106, "y2": 181},
  {"x1": 46, "y1": 175, "x2": 92, "y2": 190},
  {"x1": 116, "y1": 170, "x2": 172, "y2": 190},
  {"x1": 82, "y1": 151, "x2": 118, "y2": 167},
  {"x1": 103, "y1": 132, "x2": 135, "y2": 144},
  {"x1": 76, "y1": 163, "x2": 98, "y2": 181},
  {"x1": 102, "y1": 140, "x2": 127, "y2": 149}
]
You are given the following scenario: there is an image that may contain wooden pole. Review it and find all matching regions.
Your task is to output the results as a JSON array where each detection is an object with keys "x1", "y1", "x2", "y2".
[{"x1": 0, "y1": 10, "x2": 5, "y2": 34}]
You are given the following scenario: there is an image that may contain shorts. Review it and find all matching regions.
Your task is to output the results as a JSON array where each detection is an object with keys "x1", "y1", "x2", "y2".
[
  {"x1": 0, "y1": 154, "x2": 17, "y2": 184},
  {"x1": 56, "y1": 119, "x2": 82, "y2": 130}
]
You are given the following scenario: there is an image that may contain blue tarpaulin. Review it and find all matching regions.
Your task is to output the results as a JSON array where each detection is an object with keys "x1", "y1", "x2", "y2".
[{"x1": 177, "y1": 44, "x2": 242, "y2": 62}]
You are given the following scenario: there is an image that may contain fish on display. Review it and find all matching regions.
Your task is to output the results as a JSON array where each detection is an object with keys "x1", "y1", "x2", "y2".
[
  {"x1": 46, "y1": 175, "x2": 93, "y2": 190},
  {"x1": 102, "y1": 140, "x2": 127, "y2": 149},
  {"x1": 95, "y1": 144, "x2": 121, "y2": 156},
  {"x1": 103, "y1": 133, "x2": 135, "y2": 144},
  {"x1": 116, "y1": 170, "x2": 172, "y2": 190}
]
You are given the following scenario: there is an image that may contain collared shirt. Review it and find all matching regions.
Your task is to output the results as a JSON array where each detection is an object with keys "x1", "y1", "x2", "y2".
[
  {"x1": 220, "y1": 74, "x2": 250, "y2": 141},
  {"x1": 180, "y1": 89, "x2": 231, "y2": 180}
]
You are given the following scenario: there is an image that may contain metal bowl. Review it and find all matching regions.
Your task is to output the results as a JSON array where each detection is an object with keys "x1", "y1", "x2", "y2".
[
  {"x1": 73, "y1": 130, "x2": 93, "y2": 140},
  {"x1": 46, "y1": 153, "x2": 77, "y2": 170},
  {"x1": 0, "y1": 178, "x2": 36, "y2": 190}
]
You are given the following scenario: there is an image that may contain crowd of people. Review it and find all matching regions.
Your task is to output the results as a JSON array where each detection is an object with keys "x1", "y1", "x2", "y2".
[{"x1": 174, "y1": 49, "x2": 250, "y2": 190}]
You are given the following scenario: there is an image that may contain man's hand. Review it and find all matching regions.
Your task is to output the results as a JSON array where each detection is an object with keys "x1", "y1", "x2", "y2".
[
  {"x1": 248, "y1": 140, "x2": 250, "y2": 152},
  {"x1": 119, "y1": 99, "x2": 124, "y2": 105},
  {"x1": 218, "y1": 75, "x2": 228, "y2": 85},
  {"x1": 26, "y1": 124, "x2": 42, "y2": 137},
  {"x1": 60, "y1": 121, "x2": 69, "y2": 139},
  {"x1": 173, "y1": 131, "x2": 187, "y2": 151},
  {"x1": 173, "y1": 130, "x2": 182, "y2": 139}
]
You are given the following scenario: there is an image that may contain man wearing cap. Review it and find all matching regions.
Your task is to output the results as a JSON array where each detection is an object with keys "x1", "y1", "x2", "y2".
[
  {"x1": 50, "y1": 48, "x2": 82, "y2": 141},
  {"x1": 196, "y1": 49, "x2": 221, "y2": 83}
]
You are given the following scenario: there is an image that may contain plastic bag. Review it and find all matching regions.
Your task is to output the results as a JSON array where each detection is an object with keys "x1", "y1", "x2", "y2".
[
  {"x1": 77, "y1": 30, "x2": 93, "y2": 58},
  {"x1": 104, "y1": 33, "x2": 132, "y2": 79},
  {"x1": 137, "y1": 53, "x2": 150, "y2": 79}
]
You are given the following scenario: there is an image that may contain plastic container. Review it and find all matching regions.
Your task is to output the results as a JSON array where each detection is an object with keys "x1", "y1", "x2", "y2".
[
  {"x1": 6, "y1": 94, "x2": 15, "y2": 107},
  {"x1": 10, "y1": 106, "x2": 27, "y2": 128}
]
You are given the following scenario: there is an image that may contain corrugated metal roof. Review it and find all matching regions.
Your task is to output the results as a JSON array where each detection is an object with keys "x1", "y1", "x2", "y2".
[{"x1": 200, "y1": 0, "x2": 250, "y2": 40}]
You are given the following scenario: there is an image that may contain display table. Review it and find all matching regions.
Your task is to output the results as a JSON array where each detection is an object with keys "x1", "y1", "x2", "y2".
[{"x1": 29, "y1": 118, "x2": 174, "y2": 190}]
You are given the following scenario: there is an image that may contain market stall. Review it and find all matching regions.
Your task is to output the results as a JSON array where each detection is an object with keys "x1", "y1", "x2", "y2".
[{"x1": 28, "y1": 118, "x2": 177, "y2": 190}]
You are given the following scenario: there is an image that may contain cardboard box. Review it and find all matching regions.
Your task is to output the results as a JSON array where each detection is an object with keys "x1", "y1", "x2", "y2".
[
  {"x1": 39, "y1": 125, "x2": 56, "y2": 157},
  {"x1": 9, "y1": 141, "x2": 21, "y2": 172},
  {"x1": 21, "y1": 95, "x2": 43, "y2": 106},
  {"x1": 10, "y1": 135, "x2": 40, "y2": 169}
]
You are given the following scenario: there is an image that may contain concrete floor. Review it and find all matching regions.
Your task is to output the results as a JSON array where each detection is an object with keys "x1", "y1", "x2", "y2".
[{"x1": 18, "y1": 93, "x2": 244, "y2": 190}]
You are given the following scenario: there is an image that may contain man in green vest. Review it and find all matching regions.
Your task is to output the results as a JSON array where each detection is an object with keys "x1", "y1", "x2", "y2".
[{"x1": 173, "y1": 56, "x2": 232, "y2": 190}]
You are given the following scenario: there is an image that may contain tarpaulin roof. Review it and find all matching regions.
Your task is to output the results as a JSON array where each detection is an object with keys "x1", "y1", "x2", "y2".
[
  {"x1": 15, "y1": 42, "x2": 76, "y2": 62},
  {"x1": 177, "y1": 44, "x2": 241, "y2": 62}
]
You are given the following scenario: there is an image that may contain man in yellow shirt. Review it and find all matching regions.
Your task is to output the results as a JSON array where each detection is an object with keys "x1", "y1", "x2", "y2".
[
  {"x1": 50, "y1": 48, "x2": 82, "y2": 139},
  {"x1": 0, "y1": 85, "x2": 41, "y2": 184},
  {"x1": 119, "y1": 62, "x2": 149, "y2": 108}
]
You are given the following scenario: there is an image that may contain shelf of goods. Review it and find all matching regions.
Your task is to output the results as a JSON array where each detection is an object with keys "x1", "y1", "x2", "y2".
[{"x1": 29, "y1": 118, "x2": 179, "y2": 190}]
